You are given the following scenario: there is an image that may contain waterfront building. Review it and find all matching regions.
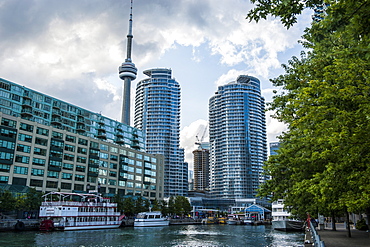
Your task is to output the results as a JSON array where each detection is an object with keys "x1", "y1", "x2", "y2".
[
  {"x1": 209, "y1": 75, "x2": 268, "y2": 199},
  {"x1": 134, "y1": 68, "x2": 188, "y2": 197},
  {"x1": 193, "y1": 142, "x2": 209, "y2": 192},
  {"x1": 118, "y1": 0, "x2": 137, "y2": 125},
  {"x1": 0, "y1": 78, "x2": 164, "y2": 200}
]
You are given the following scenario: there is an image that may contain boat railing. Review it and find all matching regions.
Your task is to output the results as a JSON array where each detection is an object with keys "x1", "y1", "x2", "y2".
[{"x1": 41, "y1": 201, "x2": 117, "y2": 207}]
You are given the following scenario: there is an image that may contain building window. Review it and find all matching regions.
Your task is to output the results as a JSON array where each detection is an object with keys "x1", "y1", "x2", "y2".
[
  {"x1": 31, "y1": 168, "x2": 44, "y2": 176},
  {"x1": 78, "y1": 138, "x2": 88, "y2": 146},
  {"x1": 35, "y1": 137, "x2": 48, "y2": 146},
  {"x1": 100, "y1": 144, "x2": 108, "y2": 151},
  {"x1": 109, "y1": 171, "x2": 117, "y2": 177},
  {"x1": 0, "y1": 152, "x2": 14, "y2": 162},
  {"x1": 110, "y1": 163, "x2": 117, "y2": 169},
  {"x1": 75, "y1": 174, "x2": 85, "y2": 182},
  {"x1": 15, "y1": 155, "x2": 30, "y2": 164},
  {"x1": 51, "y1": 139, "x2": 64, "y2": 149},
  {"x1": 17, "y1": 144, "x2": 31, "y2": 153},
  {"x1": 50, "y1": 150, "x2": 63, "y2": 159},
  {"x1": 30, "y1": 179, "x2": 43, "y2": 187},
  {"x1": 61, "y1": 182, "x2": 71, "y2": 190},
  {"x1": 76, "y1": 165, "x2": 85, "y2": 172},
  {"x1": 0, "y1": 164, "x2": 11, "y2": 172},
  {"x1": 62, "y1": 173, "x2": 72, "y2": 180},
  {"x1": 33, "y1": 158, "x2": 46, "y2": 166},
  {"x1": 0, "y1": 128, "x2": 17, "y2": 139},
  {"x1": 18, "y1": 133, "x2": 32, "y2": 143},
  {"x1": 64, "y1": 144, "x2": 75, "y2": 152},
  {"x1": 90, "y1": 141, "x2": 99, "y2": 149},
  {"x1": 47, "y1": 171, "x2": 59, "y2": 178},
  {"x1": 110, "y1": 155, "x2": 118, "y2": 161},
  {"x1": 46, "y1": 181, "x2": 58, "y2": 188},
  {"x1": 99, "y1": 152, "x2": 108, "y2": 159},
  {"x1": 1, "y1": 118, "x2": 17, "y2": 128},
  {"x1": 49, "y1": 160, "x2": 62, "y2": 167},
  {"x1": 77, "y1": 147, "x2": 87, "y2": 155},
  {"x1": 74, "y1": 184, "x2": 84, "y2": 191},
  {"x1": 109, "y1": 179, "x2": 116, "y2": 186},
  {"x1": 36, "y1": 127, "x2": 49, "y2": 136},
  {"x1": 52, "y1": 131, "x2": 63, "y2": 139},
  {"x1": 110, "y1": 147, "x2": 118, "y2": 153},
  {"x1": 63, "y1": 163, "x2": 74, "y2": 170},
  {"x1": 64, "y1": 153, "x2": 74, "y2": 161},
  {"x1": 65, "y1": 135, "x2": 76, "y2": 143},
  {"x1": 34, "y1": 147, "x2": 47, "y2": 156},
  {"x1": 0, "y1": 140, "x2": 15, "y2": 149},
  {"x1": 99, "y1": 161, "x2": 108, "y2": 168},
  {"x1": 77, "y1": 156, "x2": 86, "y2": 164},
  {"x1": 14, "y1": 166, "x2": 28, "y2": 175},
  {"x1": 20, "y1": 123, "x2": 34, "y2": 132}
]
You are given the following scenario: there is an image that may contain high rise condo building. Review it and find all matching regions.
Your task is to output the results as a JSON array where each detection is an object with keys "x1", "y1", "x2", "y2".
[
  {"x1": 134, "y1": 68, "x2": 188, "y2": 197},
  {"x1": 209, "y1": 75, "x2": 268, "y2": 199},
  {"x1": 0, "y1": 78, "x2": 164, "y2": 200}
]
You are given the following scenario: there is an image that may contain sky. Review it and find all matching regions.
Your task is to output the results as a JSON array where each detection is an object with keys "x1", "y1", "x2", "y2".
[{"x1": 0, "y1": 0, "x2": 313, "y2": 170}]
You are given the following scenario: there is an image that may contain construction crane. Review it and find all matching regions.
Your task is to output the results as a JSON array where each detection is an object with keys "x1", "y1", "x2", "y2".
[{"x1": 195, "y1": 123, "x2": 208, "y2": 149}]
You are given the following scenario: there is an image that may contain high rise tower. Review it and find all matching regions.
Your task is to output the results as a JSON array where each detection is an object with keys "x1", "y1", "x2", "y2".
[
  {"x1": 209, "y1": 75, "x2": 268, "y2": 199},
  {"x1": 134, "y1": 68, "x2": 188, "y2": 197},
  {"x1": 119, "y1": 0, "x2": 137, "y2": 125}
]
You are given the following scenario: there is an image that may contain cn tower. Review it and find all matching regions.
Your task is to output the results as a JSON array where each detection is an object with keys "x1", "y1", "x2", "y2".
[{"x1": 119, "y1": 0, "x2": 137, "y2": 125}]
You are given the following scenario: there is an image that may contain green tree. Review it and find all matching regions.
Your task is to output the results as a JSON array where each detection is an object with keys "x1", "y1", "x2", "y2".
[
  {"x1": 248, "y1": 0, "x2": 370, "y2": 237},
  {"x1": 122, "y1": 197, "x2": 135, "y2": 216},
  {"x1": 173, "y1": 196, "x2": 192, "y2": 217},
  {"x1": 0, "y1": 190, "x2": 17, "y2": 212}
]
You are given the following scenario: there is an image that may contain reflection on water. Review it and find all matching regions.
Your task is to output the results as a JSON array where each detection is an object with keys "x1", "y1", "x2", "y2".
[{"x1": 0, "y1": 224, "x2": 304, "y2": 247}]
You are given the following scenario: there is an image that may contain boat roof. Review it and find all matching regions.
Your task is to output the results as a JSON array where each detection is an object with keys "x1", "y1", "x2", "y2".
[{"x1": 42, "y1": 191, "x2": 105, "y2": 201}]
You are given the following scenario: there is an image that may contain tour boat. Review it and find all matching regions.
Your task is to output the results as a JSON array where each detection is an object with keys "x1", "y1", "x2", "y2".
[
  {"x1": 271, "y1": 199, "x2": 304, "y2": 231},
  {"x1": 134, "y1": 211, "x2": 169, "y2": 227},
  {"x1": 39, "y1": 191, "x2": 123, "y2": 231}
]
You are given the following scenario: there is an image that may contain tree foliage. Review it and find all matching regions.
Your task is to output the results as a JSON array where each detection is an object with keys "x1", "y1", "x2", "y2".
[{"x1": 248, "y1": 0, "x2": 370, "y2": 224}]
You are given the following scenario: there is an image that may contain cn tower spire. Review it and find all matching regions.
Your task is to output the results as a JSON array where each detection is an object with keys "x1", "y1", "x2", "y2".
[{"x1": 119, "y1": 0, "x2": 137, "y2": 125}]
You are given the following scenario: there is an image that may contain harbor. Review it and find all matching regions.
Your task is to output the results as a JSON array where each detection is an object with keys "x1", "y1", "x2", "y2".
[{"x1": 0, "y1": 224, "x2": 304, "y2": 247}]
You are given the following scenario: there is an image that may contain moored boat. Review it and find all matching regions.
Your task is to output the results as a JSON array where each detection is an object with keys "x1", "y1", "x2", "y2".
[
  {"x1": 134, "y1": 211, "x2": 169, "y2": 227},
  {"x1": 271, "y1": 199, "x2": 304, "y2": 231},
  {"x1": 39, "y1": 192, "x2": 122, "y2": 231}
]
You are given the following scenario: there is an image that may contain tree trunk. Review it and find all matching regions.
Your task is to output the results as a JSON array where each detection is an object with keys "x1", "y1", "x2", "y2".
[
  {"x1": 331, "y1": 211, "x2": 336, "y2": 231},
  {"x1": 345, "y1": 210, "x2": 351, "y2": 238}
]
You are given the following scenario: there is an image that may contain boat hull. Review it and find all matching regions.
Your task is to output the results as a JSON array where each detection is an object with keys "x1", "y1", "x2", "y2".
[
  {"x1": 272, "y1": 220, "x2": 304, "y2": 231},
  {"x1": 62, "y1": 224, "x2": 120, "y2": 231},
  {"x1": 134, "y1": 220, "x2": 169, "y2": 227}
]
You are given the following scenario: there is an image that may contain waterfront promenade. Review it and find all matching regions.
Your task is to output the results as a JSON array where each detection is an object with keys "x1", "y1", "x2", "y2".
[{"x1": 306, "y1": 223, "x2": 370, "y2": 247}]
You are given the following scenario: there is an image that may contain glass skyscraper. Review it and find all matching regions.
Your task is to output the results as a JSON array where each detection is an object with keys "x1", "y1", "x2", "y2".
[
  {"x1": 209, "y1": 75, "x2": 267, "y2": 199},
  {"x1": 134, "y1": 68, "x2": 188, "y2": 197}
]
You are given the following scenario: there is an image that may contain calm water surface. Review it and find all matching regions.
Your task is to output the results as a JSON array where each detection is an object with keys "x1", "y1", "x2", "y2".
[{"x1": 0, "y1": 224, "x2": 304, "y2": 247}]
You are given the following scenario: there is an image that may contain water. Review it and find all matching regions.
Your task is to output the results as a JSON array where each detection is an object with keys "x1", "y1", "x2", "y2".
[{"x1": 0, "y1": 225, "x2": 304, "y2": 247}]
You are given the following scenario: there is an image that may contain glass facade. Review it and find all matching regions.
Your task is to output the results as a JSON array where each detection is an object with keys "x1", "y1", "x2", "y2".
[
  {"x1": 134, "y1": 68, "x2": 188, "y2": 197},
  {"x1": 0, "y1": 78, "x2": 144, "y2": 150},
  {"x1": 209, "y1": 75, "x2": 268, "y2": 199}
]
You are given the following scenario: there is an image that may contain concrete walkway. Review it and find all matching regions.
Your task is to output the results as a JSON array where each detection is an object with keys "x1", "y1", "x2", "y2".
[{"x1": 318, "y1": 229, "x2": 370, "y2": 247}]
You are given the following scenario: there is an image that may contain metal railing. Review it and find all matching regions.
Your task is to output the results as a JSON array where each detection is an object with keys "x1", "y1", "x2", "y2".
[{"x1": 310, "y1": 223, "x2": 326, "y2": 247}]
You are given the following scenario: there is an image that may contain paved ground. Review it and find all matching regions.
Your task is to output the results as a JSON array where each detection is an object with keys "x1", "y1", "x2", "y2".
[
  {"x1": 318, "y1": 228, "x2": 370, "y2": 247},
  {"x1": 305, "y1": 224, "x2": 370, "y2": 247}
]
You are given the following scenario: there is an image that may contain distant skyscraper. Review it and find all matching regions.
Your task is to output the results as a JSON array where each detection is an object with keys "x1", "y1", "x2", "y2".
[
  {"x1": 134, "y1": 68, "x2": 188, "y2": 197},
  {"x1": 193, "y1": 143, "x2": 210, "y2": 191},
  {"x1": 209, "y1": 75, "x2": 268, "y2": 199},
  {"x1": 269, "y1": 142, "x2": 280, "y2": 156},
  {"x1": 119, "y1": 0, "x2": 137, "y2": 125}
]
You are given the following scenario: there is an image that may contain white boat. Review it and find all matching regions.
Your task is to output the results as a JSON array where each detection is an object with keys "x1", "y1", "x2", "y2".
[
  {"x1": 271, "y1": 199, "x2": 304, "y2": 231},
  {"x1": 134, "y1": 211, "x2": 169, "y2": 227},
  {"x1": 39, "y1": 192, "x2": 122, "y2": 231}
]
